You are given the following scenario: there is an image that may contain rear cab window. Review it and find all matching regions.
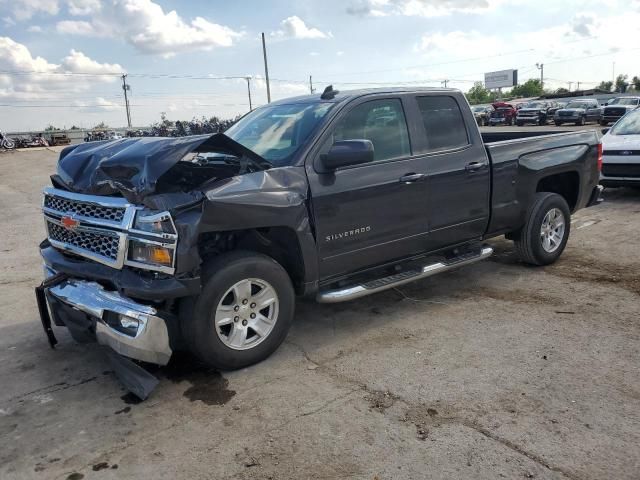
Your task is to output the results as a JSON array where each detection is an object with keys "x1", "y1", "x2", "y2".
[{"x1": 415, "y1": 96, "x2": 469, "y2": 152}]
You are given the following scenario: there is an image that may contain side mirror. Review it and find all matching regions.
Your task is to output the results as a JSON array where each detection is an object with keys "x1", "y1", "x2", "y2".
[
  {"x1": 601, "y1": 128, "x2": 610, "y2": 135},
  {"x1": 321, "y1": 140, "x2": 374, "y2": 170}
]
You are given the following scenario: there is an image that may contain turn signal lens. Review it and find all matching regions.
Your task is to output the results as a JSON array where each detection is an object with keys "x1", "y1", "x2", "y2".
[{"x1": 150, "y1": 247, "x2": 172, "y2": 265}]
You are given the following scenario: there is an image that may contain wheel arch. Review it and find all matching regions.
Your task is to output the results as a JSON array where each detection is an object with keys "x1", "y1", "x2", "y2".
[{"x1": 197, "y1": 227, "x2": 312, "y2": 295}]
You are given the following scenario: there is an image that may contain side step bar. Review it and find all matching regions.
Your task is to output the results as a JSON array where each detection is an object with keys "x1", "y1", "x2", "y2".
[{"x1": 317, "y1": 246, "x2": 493, "y2": 303}]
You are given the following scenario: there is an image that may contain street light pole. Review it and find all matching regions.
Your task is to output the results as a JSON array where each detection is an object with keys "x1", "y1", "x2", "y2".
[
  {"x1": 261, "y1": 32, "x2": 271, "y2": 103},
  {"x1": 536, "y1": 63, "x2": 544, "y2": 90},
  {"x1": 245, "y1": 77, "x2": 253, "y2": 111},
  {"x1": 121, "y1": 74, "x2": 132, "y2": 128}
]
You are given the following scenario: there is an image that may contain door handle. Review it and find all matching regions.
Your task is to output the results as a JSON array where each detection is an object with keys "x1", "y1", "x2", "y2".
[
  {"x1": 465, "y1": 162, "x2": 487, "y2": 172},
  {"x1": 399, "y1": 173, "x2": 426, "y2": 183}
]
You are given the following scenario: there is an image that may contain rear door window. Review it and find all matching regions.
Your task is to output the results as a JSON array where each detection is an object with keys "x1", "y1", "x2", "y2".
[{"x1": 416, "y1": 96, "x2": 469, "y2": 152}]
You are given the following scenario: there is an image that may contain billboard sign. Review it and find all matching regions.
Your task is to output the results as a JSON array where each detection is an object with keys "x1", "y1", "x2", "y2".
[{"x1": 484, "y1": 69, "x2": 518, "y2": 89}]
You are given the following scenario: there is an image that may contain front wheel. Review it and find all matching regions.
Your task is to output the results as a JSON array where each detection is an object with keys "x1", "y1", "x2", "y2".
[
  {"x1": 513, "y1": 192, "x2": 571, "y2": 266},
  {"x1": 555, "y1": 121, "x2": 562, "y2": 126},
  {"x1": 181, "y1": 251, "x2": 295, "y2": 370},
  {"x1": 600, "y1": 120, "x2": 608, "y2": 126},
  {"x1": 576, "y1": 116, "x2": 585, "y2": 126}
]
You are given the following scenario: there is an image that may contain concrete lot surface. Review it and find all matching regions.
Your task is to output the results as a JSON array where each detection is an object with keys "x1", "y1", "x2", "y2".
[{"x1": 0, "y1": 146, "x2": 639, "y2": 480}]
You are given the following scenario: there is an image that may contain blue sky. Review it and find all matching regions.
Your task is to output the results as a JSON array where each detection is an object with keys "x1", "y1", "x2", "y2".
[{"x1": 1, "y1": 0, "x2": 640, "y2": 130}]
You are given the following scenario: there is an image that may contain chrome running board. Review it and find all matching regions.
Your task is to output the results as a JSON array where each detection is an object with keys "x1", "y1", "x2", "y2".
[{"x1": 317, "y1": 246, "x2": 493, "y2": 303}]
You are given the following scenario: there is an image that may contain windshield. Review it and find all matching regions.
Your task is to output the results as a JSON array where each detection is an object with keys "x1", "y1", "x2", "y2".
[
  {"x1": 565, "y1": 102, "x2": 591, "y2": 109},
  {"x1": 610, "y1": 109, "x2": 640, "y2": 135},
  {"x1": 525, "y1": 102, "x2": 546, "y2": 108},
  {"x1": 609, "y1": 98, "x2": 639, "y2": 106},
  {"x1": 224, "y1": 102, "x2": 334, "y2": 166},
  {"x1": 472, "y1": 106, "x2": 486, "y2": 112}
]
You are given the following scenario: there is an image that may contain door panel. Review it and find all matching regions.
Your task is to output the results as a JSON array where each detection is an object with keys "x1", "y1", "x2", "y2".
[
  {"x1": 411, "y1": 95, "x2": 491, "y2": 250},
  {"x1": 306, "y1": 96, "x2": 431, "y2": 280}
]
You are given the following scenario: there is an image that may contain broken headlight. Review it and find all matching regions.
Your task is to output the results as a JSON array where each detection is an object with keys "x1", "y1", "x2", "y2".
[{"x1": 132, "y1": 209, "x2": 176, "y2": 235}]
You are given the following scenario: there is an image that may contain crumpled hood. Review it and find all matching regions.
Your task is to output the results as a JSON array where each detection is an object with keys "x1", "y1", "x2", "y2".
[{"x1": 55, "y1": 133, "x2": 270, "y2": 203}]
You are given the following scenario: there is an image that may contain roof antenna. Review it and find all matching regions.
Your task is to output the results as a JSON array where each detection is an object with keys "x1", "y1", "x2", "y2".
[{"x1": 321, "y1": 85, "x2": 339, "y2": 100}]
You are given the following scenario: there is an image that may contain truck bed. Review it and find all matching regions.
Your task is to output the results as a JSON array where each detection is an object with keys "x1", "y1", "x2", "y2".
[{"x1": 482, "y1": 129, "x2": 601, "y2": 237}]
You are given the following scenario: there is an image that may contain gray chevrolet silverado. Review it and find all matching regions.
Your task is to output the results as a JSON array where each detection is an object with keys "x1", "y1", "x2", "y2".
[{"x1": 36, "y1": 87, "x2": 603, "y2": 398}]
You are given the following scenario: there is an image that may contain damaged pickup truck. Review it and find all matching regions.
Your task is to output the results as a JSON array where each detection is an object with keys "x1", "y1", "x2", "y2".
[{"x1": 36, "y1": 87, "x2": 603, "y2": 398}]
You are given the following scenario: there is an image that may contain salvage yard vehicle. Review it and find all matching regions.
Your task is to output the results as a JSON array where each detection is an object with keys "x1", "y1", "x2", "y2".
[
  {"x1": 599, "y1": 108, "x2": 640, "y2": 188},
  {"x1": 554, "y1": 99, "x2": 601, "y2": 126},
  {"x1": 600, "y1": 96, "x2": 640, "y2": 126},
  {"x1": 0, "y1": 130, "x2": 15, "y2": 150},
  {"x1": 36, "y1": 87, "x2": 603, "y2": 398},
  {"x1": 516, "y1": 101, "x2": 556, "y2": 126},
  {"x1": 472, "y1": 104, "x2": 493, "y2": 126},
  {"x1": 488, "y1": 102, "x2": 516, "y2": 126}
]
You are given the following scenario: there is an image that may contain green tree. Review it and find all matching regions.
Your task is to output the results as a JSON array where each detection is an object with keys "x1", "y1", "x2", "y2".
[
  {"x1": 632, "y1": 76, "x2": 640, "y2": 91},
  {"x1": 614, "y1": 74, "x2": 629, "y2": 93},
  {"x1": 466, "y1": 82, "x2": 493, "y2": 105},
  {"x1": 510, "y1": 79, "x2": 544, "y2": 98},
  {"x1": 597, "y1": 81, "x2": 613, "y2": 92},
  {"x1": 44, "y1": 124, "x2": 60, "y2": 131},
  {"x1": 94, "y1": 121, "x2": 109, "y2": 130},
  {"x1": 554, "y1": 87, "x2": 569, "y2": 94}
]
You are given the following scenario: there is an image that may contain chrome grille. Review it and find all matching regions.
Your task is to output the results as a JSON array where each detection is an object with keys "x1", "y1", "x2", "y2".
[
  {"x1": 47, "y1": 221, "x2": 120, "y2": 261},
  {"x1": 44, "y1": 193, "x2": 125, "y2": 222}
]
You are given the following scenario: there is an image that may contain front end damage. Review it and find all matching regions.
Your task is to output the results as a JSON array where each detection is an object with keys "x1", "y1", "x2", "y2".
[{"x1": 36, "y1": 133, "x2": 312, "y2": 399}]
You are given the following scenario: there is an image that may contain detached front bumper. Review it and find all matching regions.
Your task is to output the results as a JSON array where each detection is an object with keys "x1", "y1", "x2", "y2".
[{"x1": 38, "y1": 267, "x2": 172, "y2": 365}]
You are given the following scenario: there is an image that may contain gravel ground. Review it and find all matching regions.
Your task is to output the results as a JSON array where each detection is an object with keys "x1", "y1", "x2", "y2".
[{"x1": 0, "y1": 146, "x2": 638, "y2": 480}]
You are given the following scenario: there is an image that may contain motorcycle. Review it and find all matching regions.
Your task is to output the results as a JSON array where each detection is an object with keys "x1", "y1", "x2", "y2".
[{"x1": 0, "y1": 131, "x2": 15, "y2": 150}]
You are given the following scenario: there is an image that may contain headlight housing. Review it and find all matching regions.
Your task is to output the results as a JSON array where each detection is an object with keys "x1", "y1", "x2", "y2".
[
  {"x1": 132, "y1": 209, "x2": 176, "y2": 235},
  {"x1": 125, "y1": 209, "x2": 177, "y2": 273}
]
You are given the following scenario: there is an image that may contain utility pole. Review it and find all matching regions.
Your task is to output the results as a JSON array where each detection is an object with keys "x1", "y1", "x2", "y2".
[
  {"x1": 536, "y1": 63, "x2": 544, "y2": 90},
  {"x1": 261, "y1": 32, "x2": 271, "y2": 103},
  {"x1": 121, "y1": 74, "x2": 132, "y2": 128},
  {"x1": 309, "y1": 75, "x2": 315, "y2": 94},
  {"x1": 577, "y1": 81, "x2": 581, "y2": 91},
  {"x1": 245, "y1": 77, "x2": 253, "y2": 111},
  {"x1": 441, "y1": 79, "x2": 449, "y2": 88},
  {"x1": 568, "y1": 81, "x2": 572, "y2": 91}
]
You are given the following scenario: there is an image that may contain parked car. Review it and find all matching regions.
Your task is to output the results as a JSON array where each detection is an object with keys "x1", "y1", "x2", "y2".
[
  {"x1": 554, "y1": 99, "x2": 601, "y2": 126},
  {"x1": 600, "y1": 97, "x2": 640, "y2": 126},
  {"x1": 488, "y1": 102, "x2": 516, "y2": 126},
  {"x1": 599, "y1": 108, "x2": 640, "y2": 188},
  {"x1": 49, "y1": 133, "x2": 71, "y2": 146},
  {"x1": 36, "y1": 87, "x2": 602, "y2": 398},
  {"x1": 516, "y1": 101, "x2": 557, "y2": 126},
  {"x1": 472, "y1": 104, "x2": 493, "y2": 126}
]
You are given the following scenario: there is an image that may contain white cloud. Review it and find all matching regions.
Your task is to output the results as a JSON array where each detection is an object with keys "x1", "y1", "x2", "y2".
[
  {"x1": 66, "y1": 0, "x2": 101, "y2": 15},
  {"x1": 74, "y1": 97, "x2": 121, "y2": 111},
  {"x1": 56, "y1": 20, "x2": 97, "y2": 35},
  {"x1": 1, "y1": 0, "x2": 59, "y2": 21},
  {"x1": 272, "y1": 16, "x2": 331, "y2": 39},
  {"x1": 347, "y1": 0, "x2": 506, "y2": 17},
  {"x1": 54, "y1": 0, "x2": 243, "y2": 57},
  {"x1": 337, "y1": 51, "x2": 345, "y2": 56},
  {"x1": 27, "y1": 25, "x2": 42, "y2": 32},
  {"x1": 0, "y1": 36, "x2": 124, "y2": 101}
]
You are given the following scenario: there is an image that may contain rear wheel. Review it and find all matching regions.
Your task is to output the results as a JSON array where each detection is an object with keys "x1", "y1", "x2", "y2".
[
  {"x1": 600, "y1": 120, "x2": 608, "y2": 126},
  {"x1": 181, "y1": 251, "x2": 295, "y2": 370},
  {"x1": 555, "y1": 121, "x2": 562, "y2": 126},
  {"x1": 513, "y1": 192, "x2": 571, "y2": 266},
  {"x1": 516, "y1": 121, "x2": 524, "y2": 127},
  {"x1": 576, "y1": 116, "x2": 585, "y2": 126}
]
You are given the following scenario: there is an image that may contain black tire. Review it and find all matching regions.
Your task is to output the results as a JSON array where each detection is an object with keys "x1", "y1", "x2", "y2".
[
  {"x1": 555, "y1": 121, "x2": 562, "y2": 126},
  {"x1": 181, "y1": 251, "x2": 295, "y2": 370},
  {"x1": 600, "y1": 120, "x2": 608, "y2": 126},
  {"x1": 538, "y1": 116, "x2": 547, "y2": 126},
  {"x1": 576, "y1": 116, "x2": 585, "y2": 126},
  {"x1": 513, "y1": 192, "x2": 571, "y2": 266},
  {"x1": 516, "y1": 121, "x2": 523, "y2": 127}
]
